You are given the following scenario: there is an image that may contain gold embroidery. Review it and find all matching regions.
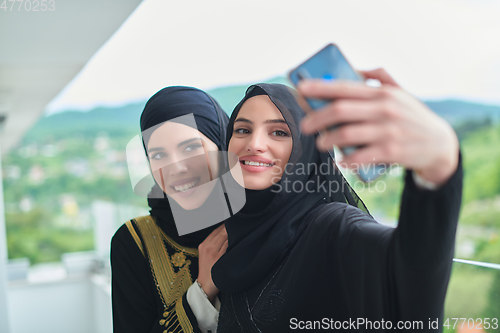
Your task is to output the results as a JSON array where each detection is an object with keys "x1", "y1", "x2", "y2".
[
  {"x1": 171, "y1": 252, "x2": 187, "y2": 267},
  {"x1": 125, "y1": 220, "x2": 145, "y2": 257},
  {"x1": 159, "y1": 306, "x2": 182, "y2": 332},
  {"x1": 160, "y1": 300, "x2": 185, "y2": 333},
  {"x1": 132, "y1": 216, "x2": 196, "y2": 333},
  {"x1": 175, "y1": 295, "x2": 194, "y2": 332},
  {"x1": 160, "y1": 232, "x2": 199, "y2": 257}
]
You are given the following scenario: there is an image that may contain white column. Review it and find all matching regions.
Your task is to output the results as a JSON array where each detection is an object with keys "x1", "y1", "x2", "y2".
[
  {"x1": 92, "y1": 200, "x2": 117, "y2": 259},
  {"x1": 0, "y1": 148, "x2": 11, "y2": 332}
]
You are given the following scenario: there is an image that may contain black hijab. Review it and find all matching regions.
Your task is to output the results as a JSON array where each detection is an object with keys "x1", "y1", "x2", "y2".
[
  {"x1": 140, "y1": 86, "x2": 229, "y2": 248},
  {"x1": 212, "y1": 83, "x2": 368, "y2": 292}
]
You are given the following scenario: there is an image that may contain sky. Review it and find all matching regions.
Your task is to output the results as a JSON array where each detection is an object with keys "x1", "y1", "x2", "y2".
[{"x1": 45, "y1": 0, "x2": 500, "y2": 115}]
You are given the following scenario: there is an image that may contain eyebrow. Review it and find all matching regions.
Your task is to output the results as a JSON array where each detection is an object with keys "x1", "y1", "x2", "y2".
[
  {"x1": 148, "y1": 137, "x2": 202, "y2": 152},
  {"x1": 234, "y1": 117, "x2": 287, "y2": 124}
]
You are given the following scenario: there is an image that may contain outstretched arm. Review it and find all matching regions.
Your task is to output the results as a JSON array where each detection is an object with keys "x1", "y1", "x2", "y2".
[
  {"x1": 298, "y1": 68, "x2": 459, "y2": 187},
  {"x1": 299, "y1": 70, "x2": 462, "y2": 328}
]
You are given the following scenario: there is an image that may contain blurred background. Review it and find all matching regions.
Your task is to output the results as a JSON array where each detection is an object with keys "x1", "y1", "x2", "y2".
[{"x1": 1, "y1": 0, "x2": 499, "y2": 332}]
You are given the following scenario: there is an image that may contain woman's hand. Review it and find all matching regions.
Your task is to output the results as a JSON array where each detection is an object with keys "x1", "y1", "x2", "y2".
[
  {"x1": 197, "y1": 223, "x2": 228, "y2": 302},
  {"x1": 298, "y1": 68, "x2": 459, "y2": 186}
]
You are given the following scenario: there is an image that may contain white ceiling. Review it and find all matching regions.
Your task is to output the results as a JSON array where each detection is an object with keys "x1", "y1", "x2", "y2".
[{"x1": 0, "y1": 0, "x2": 143, "y2": 154}]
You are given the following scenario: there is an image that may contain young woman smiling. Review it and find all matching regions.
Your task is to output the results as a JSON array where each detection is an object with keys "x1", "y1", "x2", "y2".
[
  {"x1": 229, "y1": 94, "x2": 293, "y2": 190},
  {"x1": 111, "y1": 87, "x2": 232, "y2": 333},
  {"x1": 212, "y1": 82, "x2": 462, "y2": 333}
]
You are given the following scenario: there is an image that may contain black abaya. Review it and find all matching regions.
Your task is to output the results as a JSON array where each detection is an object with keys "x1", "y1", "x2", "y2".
[
  {"x1": 216, "y1": 161, "x2": 463, "y2": 332},
  {"x1": 212, "y1": 83, "x2": 463, "y2": 332}
]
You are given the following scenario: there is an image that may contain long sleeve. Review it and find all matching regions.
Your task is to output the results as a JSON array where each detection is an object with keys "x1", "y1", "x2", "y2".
[
  {"x1": 390, "y1": 152, "x2": 463, "y2": 322},
  {"x1": 214, "y1": 151, "x2": 463, "y2": 333},
  {"x1": 186, "y1": 282, "x2": 220, "y2": 333},
  {"x1": 316, "y1": 151, "x2": 463, "y2": 328},
  {"x1": 111, "y1": 223, "x2": 203, "y2": 333}
]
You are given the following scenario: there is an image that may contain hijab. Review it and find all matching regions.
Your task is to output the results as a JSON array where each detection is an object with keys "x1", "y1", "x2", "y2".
[
  {"x1": 212, "y1": 83, "x2": 368, "y2": 292},
  {"x1": 140, "y1": 86, "x2": 229, "y2": 248}
]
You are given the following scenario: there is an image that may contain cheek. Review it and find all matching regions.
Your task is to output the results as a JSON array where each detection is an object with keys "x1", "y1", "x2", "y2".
[
  {"x1": 205, "y1": 150, "x2": 219, "y2": 179},
  {"x1": 277, "y1": 142, "x2": 293, "y2": 164},
  {"x1": 149, "y1": 161, "x2": 163, "y2": 180},
  {"x1": 151, "y1": 168, "x2": 167, "y2": 192},
  {"x1": 228, "y1": 139, "x2": 242, "y2": 155}
]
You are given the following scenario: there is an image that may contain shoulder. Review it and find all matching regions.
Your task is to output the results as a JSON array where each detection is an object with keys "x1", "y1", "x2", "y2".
[
  {"x1": 306, "y1": 202, "x2": 374, "y2": 230},
  {"x1": 111, "y1": 215, "x2": 150, "y2": 257},
  {"x1": 304, "y1": 202, "x2": 391, "y2": 243}
]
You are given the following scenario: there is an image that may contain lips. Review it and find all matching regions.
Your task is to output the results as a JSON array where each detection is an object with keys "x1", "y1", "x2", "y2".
[
  {"x1": 239, "y1": 156, "x2": 276, "y2": 172},
  {"x1": 239, "y1": 156, "x2": 275, "y2": 165},
  {"x1": 169, "y1": 177, "x2": 200, "y2": 193}
]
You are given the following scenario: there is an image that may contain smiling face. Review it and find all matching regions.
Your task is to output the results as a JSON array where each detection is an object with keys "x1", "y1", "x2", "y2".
[
  {"x1": 147, "y1": 121, "x2": 219, "y2": 210},
  {"x1": 228, "y1": 94, "x2": 293, "y2": 190}
]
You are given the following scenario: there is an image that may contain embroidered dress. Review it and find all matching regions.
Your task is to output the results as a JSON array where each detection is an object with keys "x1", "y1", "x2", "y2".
[
  {"x1": 111, "y1": 216, "x2": 203, "y2": 333},
  {"x1": 111, "y1": 86, "x2": 229, "y2": 333}
]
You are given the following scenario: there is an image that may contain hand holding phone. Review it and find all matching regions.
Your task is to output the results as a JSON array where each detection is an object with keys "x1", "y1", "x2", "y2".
[{"x1": 289, "y1": 43, "x2": 386, "y2": 182}]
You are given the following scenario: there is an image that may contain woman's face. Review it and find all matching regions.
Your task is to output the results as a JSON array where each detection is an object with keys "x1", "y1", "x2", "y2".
[
  {"x1": 147, "y1": 121, "x2": 219, "y2": 210},
  {"x1": 228, "y1": 95, "x2": 293, "y2": 190}
]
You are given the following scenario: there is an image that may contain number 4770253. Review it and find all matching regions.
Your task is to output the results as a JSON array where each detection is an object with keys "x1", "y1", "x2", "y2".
[
  {"x1": 443, "y1": 318, "x2": 498, "y2": 330},
  {"x1": 0, "y1": 0, "x2": 55, "y2": 12}
]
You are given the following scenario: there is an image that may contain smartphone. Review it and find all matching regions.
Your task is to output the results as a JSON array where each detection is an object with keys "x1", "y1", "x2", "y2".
[{"x1": 289, "y1": 43, "x2": 385, "y2": 182}]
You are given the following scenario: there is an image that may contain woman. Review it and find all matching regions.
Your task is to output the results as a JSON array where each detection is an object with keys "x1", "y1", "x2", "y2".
[
  {"x1": 212, "y1": 81, "x2": 462, "y2": 332},
  {"x1": 111, "y1": 86, "x2": 231, "y2": 333}
]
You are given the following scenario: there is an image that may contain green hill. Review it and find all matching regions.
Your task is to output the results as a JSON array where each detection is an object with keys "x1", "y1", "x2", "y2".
[
  {"x1": 23, "y1": 77, "x2": 499, "y2": 145},
  {"x1": 424, "y1": 100, "x2": 500, "y2": 125},
  {"x1": 6, "y1": 79, "x2": 500, "y2": 268}
]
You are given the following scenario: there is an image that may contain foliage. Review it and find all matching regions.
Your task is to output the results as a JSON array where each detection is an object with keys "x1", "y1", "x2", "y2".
[
  {"x1": 2, "y1": 84, "x2": 499, "y2": 333},
  {"x1": 444, "y1": 264, "x2": 494, "y2": 319},
  {"x1": 461, "y1": 125, "x2": 500, "y2": 204},
  {"x1": 484, "y1": 270, "x2": 500, "y2": 332},
  {"x1": 2, "y1": 88, "x2": 500, "y2": 316},
  {"x1": 5, "y1": 208, "x2": 94, "y2": 264}
]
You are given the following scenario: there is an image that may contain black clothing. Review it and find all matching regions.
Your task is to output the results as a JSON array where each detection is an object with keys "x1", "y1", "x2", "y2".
[
  {"x1": 111, "y1": 218, "x2": 203, "y2": 333},
  {"x1": 111, "y1": 86, "x2": 229, "y2": 333},
  {"x1": 217, "y1": 158, "x2": 463, "y2": 333},
  {"x1": 212, "y1": 84, "x2": 367, "y2": 293},
  {"x1": 240, "y1": 187, "x2": 276, "y2": 215},
  {"x1": 213, "y1": 82, "x2": 463, "y2": 332}
]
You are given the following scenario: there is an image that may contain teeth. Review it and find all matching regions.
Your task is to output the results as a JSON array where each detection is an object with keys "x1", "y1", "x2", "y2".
[
  {"x1": 243, "y1": 161, "x2": 273, "y2": 167},
  {"x1": 173, "y1": 179, "x2": 199, "y2": 192}
]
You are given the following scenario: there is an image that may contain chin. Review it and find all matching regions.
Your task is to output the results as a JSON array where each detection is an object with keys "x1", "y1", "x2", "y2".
[
  {"x1": 244, "y1": 180, "x2": 273, "y2": 190},
  {"x1": 177, "y1": 200, "x2": 204, "y2": 210},
  {"x1": 169, "y1": 194, "x2": 205, "y2": 210}
]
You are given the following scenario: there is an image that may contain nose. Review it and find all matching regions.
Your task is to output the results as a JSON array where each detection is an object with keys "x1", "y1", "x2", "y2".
[
  {"x1": 246, "y1": 130, "x2": 267, "y2": 154},
  {"x1": 168, "y1": 158, "x2": 188, "y2": 177}
]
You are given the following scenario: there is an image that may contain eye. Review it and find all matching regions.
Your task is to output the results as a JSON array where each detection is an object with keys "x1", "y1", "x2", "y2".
[
  {"x1": 234, "y1": 128, "x2": 250, "y2": 135},
  {"x1": 150, "y1": 152, "x2": 166, "y2": 161},
  {"x1": 272, "y1": 130, "x2": 290, "y2": 137},
  {"x1": 184, "y1": 143, "x2": 203, "y2": 152}
]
